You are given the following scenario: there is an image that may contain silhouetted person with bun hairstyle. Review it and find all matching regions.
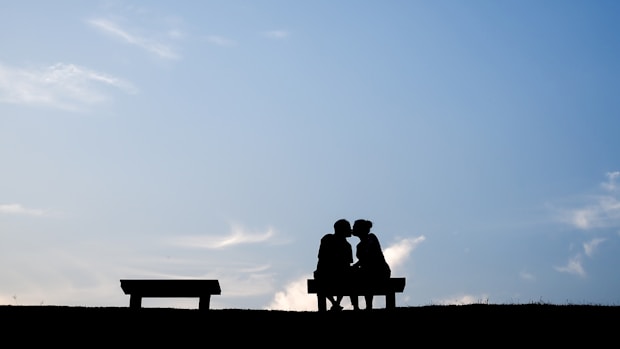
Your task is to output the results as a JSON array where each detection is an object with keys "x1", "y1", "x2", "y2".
[
  {"x1": 352, "y1": 219, "x2": 391, "y2": 310},
  {"x1": 314, "y1": 219, "x2": 357, "y2": 311}
]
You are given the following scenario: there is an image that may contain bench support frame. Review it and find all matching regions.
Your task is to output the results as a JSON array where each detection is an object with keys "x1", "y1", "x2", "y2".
[
  {"x1": 120, "y1": 279, "x2": 221, "y2": 311},
  {"x1": 307, "y1": 277, "x2": 406, "y2": 311}
]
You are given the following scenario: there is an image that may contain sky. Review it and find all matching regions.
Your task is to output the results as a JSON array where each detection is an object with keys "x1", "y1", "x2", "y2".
[{"x1": 1, "y1": 0, "x2": 620, "y2": 310}]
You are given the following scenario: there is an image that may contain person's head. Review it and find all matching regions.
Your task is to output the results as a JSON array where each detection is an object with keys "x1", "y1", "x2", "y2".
[
  {"x1": 352, "y1": 219, "x2": 372, "y2": 238},
  {"x1": 334, "y1": 219, "x2": 352, "y2": 238}
]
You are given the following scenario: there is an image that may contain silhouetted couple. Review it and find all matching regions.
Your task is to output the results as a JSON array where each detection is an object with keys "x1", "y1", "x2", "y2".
[{"x1": 314, "y1": 218, "x2": 391, "y2": 311}]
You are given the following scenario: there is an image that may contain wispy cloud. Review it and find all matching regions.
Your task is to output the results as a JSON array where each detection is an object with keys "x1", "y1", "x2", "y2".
[
  {"x1": 519, "y1": 270, "x2": 535, "y2": 281},
  {"x1": 601, "y1": 171, "x2": 620, "y2": 192},
  {"x1": 554, "y1": 171, "x2": 620, "y2": 230},
  {"x1": 88, "y1": 18, "x2": 181, "y2": 60},
  {"x1": 0, "y1": 62, "x2": 137, "y2": 111},
  {"x1": 569, "y1": 196, "x2": 620, "y2": 230},
  {"x1": 0, "y1": 204, "x2": 49, "y2": 217},
  {"x1": 583, "y1": 237, "x2": 605, "y2": 257},
  {"x1": 554, "y1": 235, "x2": 608, "y2": 278},
  {"x1": 170, "y1": 224, "x2": 276, "y2": 249},
  {"x1": 262, "y1": 30, "x2": 290, "y2": 40},
  {"x1": 554, "y1": 254, "x2": 586, "y2": 277},
  {"x1": 206, "y1": 35, "x2": 237, "y2": 47}
]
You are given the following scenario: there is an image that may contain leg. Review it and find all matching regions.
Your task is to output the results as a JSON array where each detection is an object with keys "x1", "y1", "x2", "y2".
[
  {"x1": 326, "y1": 295, "x2": 337, "y2": 306},
  {"x1": 330, "y1": 295, "x2": 343, "y2": 311},
  {"x1": 324, "y1": 295, "x2": 342, "y2": 311},
  {"x1": 350, "y1": 295, "x2": 360, "y2": 310},
  {"x1": 386, "y1": 293, "x2": 396, "y2": 309},
  {"x1": 199, "y1": 295, "x2": 211, "y2": 310},
  {"x1": 364, "y1": 295, "x2": 373, "y2": 310},
  {"x1": 129, "y1": 295, "x2": 142, "y2": 309},
  {"x1": 317, "y1": 294, "x2": 327, "y2": 312}
]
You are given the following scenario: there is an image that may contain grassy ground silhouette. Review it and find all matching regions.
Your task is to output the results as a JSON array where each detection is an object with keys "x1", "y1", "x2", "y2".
[{"x1": 2, "y1": 304, "x2": 617, "y2": 345}]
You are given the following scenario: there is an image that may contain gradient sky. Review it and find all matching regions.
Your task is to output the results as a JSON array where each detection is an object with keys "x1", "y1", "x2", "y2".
[{"x1": 2, "y1": 1, "x2": 620, "y2": 310}]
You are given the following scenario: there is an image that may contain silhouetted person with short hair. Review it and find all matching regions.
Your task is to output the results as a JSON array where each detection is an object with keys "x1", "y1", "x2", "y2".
[
  {"x1": 351, "y1": 219, "x2": 391, "y2": 310},
  {"x1": 314, "y1": 219, "x2": 357, "y2": 311}
]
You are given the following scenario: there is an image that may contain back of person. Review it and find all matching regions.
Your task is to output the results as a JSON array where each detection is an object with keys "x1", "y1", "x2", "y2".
[
  {"x1": 314, "y1": 221, "x2": 353, "y2": 282},
  {"x1": 355, "y1": 232, "x2": 391, "y2": 280},
  {"x1": 352, "y1": 219, "x2": 391, "y2": 282},
  {"x1": 351, "y1": 219, "x2": 391, "y2": 310},
  {"x1": 313, "y1": 219, "x2": 356, "y2": 311}
]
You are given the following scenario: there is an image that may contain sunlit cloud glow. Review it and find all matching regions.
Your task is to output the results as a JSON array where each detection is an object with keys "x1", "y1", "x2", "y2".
[
  {"x1": 266, "y1": 275, "x2": 315, "y2": 311},
  {"x1": 384, "y1": 235, "x2": 425, "y2": 271}
]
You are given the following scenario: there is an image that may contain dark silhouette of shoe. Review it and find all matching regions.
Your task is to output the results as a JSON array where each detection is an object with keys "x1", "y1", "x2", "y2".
[{"x1": 330, "y1": 304, "x2": 343, "y2": 311}]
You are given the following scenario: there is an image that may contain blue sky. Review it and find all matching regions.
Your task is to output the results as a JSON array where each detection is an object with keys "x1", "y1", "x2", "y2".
[{"x1": 1, "y1": 1, "x2": 620, "y2": 310}]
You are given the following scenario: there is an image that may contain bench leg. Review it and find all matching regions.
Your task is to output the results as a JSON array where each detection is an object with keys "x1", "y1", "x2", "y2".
[
  {"x1": 199, "y1": 295, "x2": 211, "y2": 310},
  {"x1": 386, "y1": 293, "x2": 396, "y2": 309},
  {"x1": 316, "y1": 294, "x2": 327, "y2": 312},
  {"x1": 129, "y1": 295, "x2": 142, "y2": 309},
  {"x1": 351, "y1": 296, "x2": 359, "y2": 310}
]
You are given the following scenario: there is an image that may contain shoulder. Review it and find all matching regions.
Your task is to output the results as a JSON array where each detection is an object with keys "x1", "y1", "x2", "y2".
[
  {"x1": 321, "y1": 234, "x2": 334, "y2": 243},
  {"x1": 368, "y1": 233, "x2": 381, "y2": 244}
]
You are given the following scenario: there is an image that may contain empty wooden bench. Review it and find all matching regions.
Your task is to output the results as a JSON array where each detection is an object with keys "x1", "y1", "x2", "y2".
[
  {"x1": 307, "y1": 277, "x2": 406, "y2": 311},
  {"x1": 120, "y1": 279, "x2": 221, "y2": 310}
]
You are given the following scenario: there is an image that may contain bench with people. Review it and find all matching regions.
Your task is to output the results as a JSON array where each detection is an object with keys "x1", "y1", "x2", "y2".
[{"x1": 308, "y1": 218, "x2": 406, "y2": 311}]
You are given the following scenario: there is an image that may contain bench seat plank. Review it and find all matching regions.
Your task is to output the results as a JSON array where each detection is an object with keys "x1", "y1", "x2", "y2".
[{"x1": 307, "y1": 277, "x2": 405, "y2": 295}]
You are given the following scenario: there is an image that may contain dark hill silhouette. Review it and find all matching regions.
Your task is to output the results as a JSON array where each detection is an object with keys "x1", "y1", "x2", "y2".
[{"x1": 2, "y1": 304, "x2": 617, "y2": 346}]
